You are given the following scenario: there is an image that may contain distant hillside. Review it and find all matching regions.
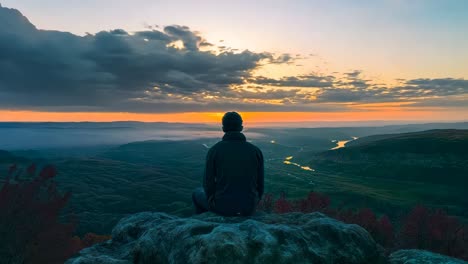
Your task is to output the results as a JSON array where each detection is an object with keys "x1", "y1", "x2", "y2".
[
  {"x1": 0, "y1": 150, "x2": 14, "y2": 160},
  {"x1": 310, "y1": 129, "x2": 468, "y2": 185},
  {"x1": 345, "y1": 129, "x2": 468, "y2": 154},
  {"x1": 305, "y1": 129, "x2": 468, "y2": 219},
  {"x1": 100, "y1": 139, "x2": 210, "y2": 168},
  {"x1": 0, "y1": 149, "x2": 27, "y2": 164},
  {"x1": 55, "y1": 156, "x2": 200, "y2": 235}
]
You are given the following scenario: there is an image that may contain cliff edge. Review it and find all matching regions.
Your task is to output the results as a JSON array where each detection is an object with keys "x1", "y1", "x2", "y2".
[{"x1": 66, "y1": 211, "x2": 385, "y2": 264}]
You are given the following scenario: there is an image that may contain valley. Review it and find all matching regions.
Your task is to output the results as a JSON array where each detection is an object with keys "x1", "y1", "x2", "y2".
[{"x1": 1, "y1": 122, "x2": 467, "y2": 234}]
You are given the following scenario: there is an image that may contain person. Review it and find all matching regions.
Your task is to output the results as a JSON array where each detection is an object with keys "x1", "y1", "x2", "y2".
[{"x1": 192, "y1": 111, "x2": 264, "y2": 216}]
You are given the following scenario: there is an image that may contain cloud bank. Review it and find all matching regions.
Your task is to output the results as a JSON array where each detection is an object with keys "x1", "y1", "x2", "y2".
[{"x1": 0, "y1": 4, "x2": 466, "y2": 113}]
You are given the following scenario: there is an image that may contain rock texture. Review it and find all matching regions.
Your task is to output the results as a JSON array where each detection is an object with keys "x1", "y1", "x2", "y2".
[
  {"x1": 66, "y1": 212, "x2": 384, "y2": 264},
  {"x1": 389, "y1": 249, "x2": 467, "y2": 264}
]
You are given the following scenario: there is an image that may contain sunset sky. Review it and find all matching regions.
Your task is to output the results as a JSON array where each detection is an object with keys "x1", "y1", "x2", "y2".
[{"x1": 0, "y1": 0, "x2": 467, "y2": 123}]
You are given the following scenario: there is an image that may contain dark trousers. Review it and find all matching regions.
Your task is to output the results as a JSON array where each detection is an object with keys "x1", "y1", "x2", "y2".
[{"x1": 192, "y1": 187, "x2": 210, "y2": 214}]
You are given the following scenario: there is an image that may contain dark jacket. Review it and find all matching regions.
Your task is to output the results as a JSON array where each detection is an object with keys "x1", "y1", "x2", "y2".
[{"x1": 203, "y1": 131, "x2": 264, "y2": 216}]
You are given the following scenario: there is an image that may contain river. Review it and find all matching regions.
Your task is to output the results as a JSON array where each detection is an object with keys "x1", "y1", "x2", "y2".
[
  {"x1": 330, "y1": 136, "x2": 358, "y2": 150},
  {"x1": 274, "y1": 136, "x2": 358, "y2": 172},
  {"x1": 283, "y1": 156, "x2": 315, "y2": 171}
]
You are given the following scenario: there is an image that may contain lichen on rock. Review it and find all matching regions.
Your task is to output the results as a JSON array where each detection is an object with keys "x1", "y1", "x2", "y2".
[{"x1": 66, "y1": 211, "x2": 386, "y2": 264}]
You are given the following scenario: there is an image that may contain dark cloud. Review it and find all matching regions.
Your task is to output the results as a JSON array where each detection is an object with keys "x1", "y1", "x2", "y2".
[
  {"x1": 250, "y1": 70, "x2": 468, "y2": 105},
  {"x1": 0, "y1": 5, "x2": 292, "y2": 112},
  {"x1": 0, "y1": 5, "x2": 466, "y2": 113},
  {"x1": 344, "y1": 70, "x2": 362, "y2": 78},
  {"x1": 315, "y1": 77, "x2": 468, "y2": 103},
  {"x1": 250, "y1": 75, "x2": 334, "y2": 88},
  {"x1": 134, "y1": 30, "x2": 171, "y2": 42},
  {"x1": 163, "y1": 25, "x2": 201, "y2": 51},
  {"x1": 404, "y1": 78, "x2": 468, "y2": 96},
  {"x1": 271, "y1": 53, "x2": 294, "y2": 64}
]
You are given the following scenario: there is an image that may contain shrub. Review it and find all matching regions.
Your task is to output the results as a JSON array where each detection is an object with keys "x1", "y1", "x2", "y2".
[
  {"x1": 334, "y1": 207, "x2": 394, "y2": 248},
  {"x1": 258, "y1": 192, "x2": 467, "y2": 260},
  {"x1": 295, "y1": 192, "x2": 330, "y2": 213},
  {"x1": 376, "y1": 215, "x2": 394, "y2": 248},
  {"x1": 1, "y1": 164, "x2": 80, "y2": 263},
  {"x1": 273, "y1": 192, "x2": 293, "y2": 213},
  {"x1": 399, "y1": 206, "x2": 468, "y2": 260}
]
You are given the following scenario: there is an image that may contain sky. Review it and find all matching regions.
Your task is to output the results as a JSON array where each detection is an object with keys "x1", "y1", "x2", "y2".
[{"x1": 0, "y1": 0, "x2": 467, "y2": 123}]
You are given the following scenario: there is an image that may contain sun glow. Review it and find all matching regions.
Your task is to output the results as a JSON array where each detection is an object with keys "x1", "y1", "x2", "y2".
[{"x1": 0, "y1": 109, "x2": 466, "y2": 123}]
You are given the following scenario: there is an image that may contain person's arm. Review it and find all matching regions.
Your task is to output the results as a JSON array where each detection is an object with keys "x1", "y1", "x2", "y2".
[
  {"x1": 256, "y1": 148, "x2": 264, "y2": 200},
  {"x1": 203, "y1": 148, "x2": 216, "y2": 200}
]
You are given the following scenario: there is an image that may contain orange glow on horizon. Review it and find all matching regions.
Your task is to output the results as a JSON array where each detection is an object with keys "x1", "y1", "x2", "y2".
[{"x1": 0, "y1": 110, "x2": 466, "y2": 124}]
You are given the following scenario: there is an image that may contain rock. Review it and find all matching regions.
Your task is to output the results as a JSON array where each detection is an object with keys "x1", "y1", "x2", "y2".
[
  {"x1": 389, "y1": 249, "x2": 467, "y2": 264},
  {"x1": 66, "y1": 212, "x2": 385, "y2": 264}
]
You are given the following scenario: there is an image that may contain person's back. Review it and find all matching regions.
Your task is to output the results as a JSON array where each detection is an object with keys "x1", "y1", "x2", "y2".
[{"x1": 192, "y1": 112, "x2": 264, "y2": 216}]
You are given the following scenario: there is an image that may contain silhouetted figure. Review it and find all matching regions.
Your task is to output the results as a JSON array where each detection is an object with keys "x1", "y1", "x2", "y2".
[{"x1": 192, "y1": 112, "x2": 264, "y2": 216}]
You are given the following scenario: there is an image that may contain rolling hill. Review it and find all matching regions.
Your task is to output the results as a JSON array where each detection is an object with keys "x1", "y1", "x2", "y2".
[
  {"x1": 305, "y1": 129, "x2": 468, "y2": 219},
  {"x1": 1, "y1": 127, "x2": 467, "y2": 234},
  {"x1": 310, "y1": 129, "x2": 468, "y2": 184}
]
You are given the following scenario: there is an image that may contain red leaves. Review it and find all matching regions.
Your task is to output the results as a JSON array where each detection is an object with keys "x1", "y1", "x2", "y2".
[
  {"x1": 335, "y1": 207, "x2": 393, "y2": 248},
  {"x1": 258, "y1": 192, "x2": 331, "y2": 214},
  {"x1": 355, "y1": 208, "x2": 378, "y2": 232},
  {"x1": 0, "y1": 164, "x2": 80, "y2": 263},
  {"x1": 399, "y1": 206, "x2": 468, "y2": 260},
  {"x1": 377, "y1": 215, "x2": 394, "y2": 247},
  {"x1": 296, "y1": 192, "x2": 330, "y2": 213},
  {"x1": 400, "y1": 205, "x2": 428, "y2": 248},
  {"x1": 274, "y1": 192, "x2": 293, "y2": 213},
  {"x1": 39, "y1": 165, "x2": 57, "y2": 180},
  {"x1": 27, "y1": 164, "x2": 37, "y2": 176},
  {"x1": 258, "y1": 192, "x2": 467, "y2": 260}
]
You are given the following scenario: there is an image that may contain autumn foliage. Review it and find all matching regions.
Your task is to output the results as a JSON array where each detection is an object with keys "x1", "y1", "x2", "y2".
[
  {"x1": 399, "y1": 206, "x2": 468, "y2": 260},
  {"x1": 0, "y1": 165, "x2": 111, "y2": 264},
  {"x1": 258, "y1": 192, "x2": 468, "y2": 260}
]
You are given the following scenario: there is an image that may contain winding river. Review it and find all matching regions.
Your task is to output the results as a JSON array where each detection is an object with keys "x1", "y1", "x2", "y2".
[
  {"x1": 330, "y1": 136, "x2": 358, "y2": 150},
  {"x1": 278, "y1": 136, "x2": 358, "y2": 172},
  {"x1": 283, "y1": 156, "x2": 315, "y2": 171}
]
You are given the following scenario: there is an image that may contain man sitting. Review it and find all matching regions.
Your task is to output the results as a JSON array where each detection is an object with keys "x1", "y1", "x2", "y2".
[{"x1": 192, "y1": 112, "x2": 264, "y2": 216}]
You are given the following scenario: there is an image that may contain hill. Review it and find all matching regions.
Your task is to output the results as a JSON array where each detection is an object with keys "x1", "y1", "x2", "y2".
[
  {"x1": 2, "y1": 128, "x2": 467, "y2": 234},
  {"x1": 305, "y1": 129, "x2": 468, "y2": 219},
  {"x1": 311, "y1": 129, "x2": 468, "y2": 184},
  {"x1": 345, "y1": 129, "x2": 468, "y2": 153},
  {"x1": 0, "y1": 150, "x2": 28, "y2": 170}
]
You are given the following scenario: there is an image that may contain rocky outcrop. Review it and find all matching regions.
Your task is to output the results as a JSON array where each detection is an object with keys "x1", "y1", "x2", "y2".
[
  {"x1": 66, "y1": 212, "x2": 385, "y2": 264},
  {"x1": 389, "y1": 249, "x2": 467, "y2": 264}
]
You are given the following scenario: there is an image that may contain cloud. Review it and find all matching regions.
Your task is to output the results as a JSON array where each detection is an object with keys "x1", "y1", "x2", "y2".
[
  {"x1": 249, "y1": 70, "x2": 468, "y2": 105},
  {"x1": 250, "y1": 75, "x2": 334, "y2": 88},
  {"x1": 0, "y1": 5, "x2": 293, "y2": 112},
  {"x1": 408, "y1": 96, "x2": 468, "y2": 108},
  {"x1": 316, "y1": 77, "x2": 468, "y2": 103},
  {"x1": 0, "y1": 4, "x2": 466, "y2": 113},
  {"x1": 403, "y1": 78, "x2": 468, "y2": 97}
]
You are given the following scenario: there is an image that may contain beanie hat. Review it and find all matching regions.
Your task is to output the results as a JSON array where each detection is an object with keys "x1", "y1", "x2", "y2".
[{"x1": 222, "y1": 112, "x2": 243, "y2": 132}]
